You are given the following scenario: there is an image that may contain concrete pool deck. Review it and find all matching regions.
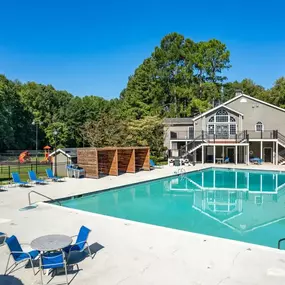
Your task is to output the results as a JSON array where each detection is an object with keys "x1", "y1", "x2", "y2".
[{"x1": 1, "y1": 164, "x2": 285, "y2": 284}]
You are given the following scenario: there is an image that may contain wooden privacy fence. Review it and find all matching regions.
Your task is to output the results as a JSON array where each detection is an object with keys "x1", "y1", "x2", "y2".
[{"x1": 77, "y1": 147, "x2": 150, "y2": 179}]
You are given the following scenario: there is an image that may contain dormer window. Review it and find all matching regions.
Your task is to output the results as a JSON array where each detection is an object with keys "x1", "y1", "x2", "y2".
[{"x1": 255, "y1": 122, "x2": 264, "y2": 132}]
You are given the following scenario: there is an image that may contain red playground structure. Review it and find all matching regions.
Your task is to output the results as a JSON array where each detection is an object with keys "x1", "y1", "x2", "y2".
[
  {"x1": 18, "y1": 151, "x2": 31, "y2": 164},
  {"x1": 42, "y1": 145, "x2": 51, "y2": 163}
]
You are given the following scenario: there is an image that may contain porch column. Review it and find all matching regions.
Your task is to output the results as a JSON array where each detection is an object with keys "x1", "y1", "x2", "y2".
[
  {"x1": 273, "y1": 142, "x2": 275, "y2": 164},
  {"x1": 235, "y1": 145, "x2": 238, "y2": 164},
  {"x1": 202, "y1": 145, "x2": 204, "y2": 165},
  {"x1": 276, "y1": 141, "x2": 279, "y2": 165},
  {"x1": 185, "y1": 141, "x2": 188, "y2": 153},
  {"x1": 213, "y1": 145, "x2": 216, "y2": 164},
  {"x1": 247, "y1": 145, "x2": 250, "y2": 165},
  {"x1": 260, "y1": 141, "x2": 263, "y2": 160}
]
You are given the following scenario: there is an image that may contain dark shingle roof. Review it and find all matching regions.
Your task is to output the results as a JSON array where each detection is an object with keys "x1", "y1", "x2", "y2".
[{"x1": 163, "y1": 118, "x2": 193, "y2": 125}]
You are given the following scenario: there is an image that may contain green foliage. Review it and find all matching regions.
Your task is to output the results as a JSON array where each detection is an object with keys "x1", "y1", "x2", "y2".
[
  {"x1": 45, "y1": 122, "x2": 69, "y2": 148},
  {"x1": 267, "y1": 77, "x2": 285, "y2": 108},
  {"x1": 121, "y1": 32, "x2": 231, "y2": 119},
  {"x1": 81, "y1": 114, "x2": 127, "y2": 148},
  {"x1": 126, "y1": 116, "x2": 166, "y2": 157},
  {"x1": 0, "y1": 75, "x2": 34, "y2": 150}
]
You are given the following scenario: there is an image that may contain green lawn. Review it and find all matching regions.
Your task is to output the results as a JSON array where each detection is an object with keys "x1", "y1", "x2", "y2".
[{"x1": 0, "y1": 164, "x2": 51, "y2": 185}]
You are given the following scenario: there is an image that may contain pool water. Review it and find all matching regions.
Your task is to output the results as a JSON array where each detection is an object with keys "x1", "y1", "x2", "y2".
[{"x1": 60, "y1": 168, "x2": 285, "y2": 248}]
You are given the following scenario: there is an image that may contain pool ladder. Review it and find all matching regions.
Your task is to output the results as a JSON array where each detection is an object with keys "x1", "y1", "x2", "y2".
[
  {"x1": 28, "y1": 190, "x2": 61, "y2": 206},
  {"x1": 278, "y1": 238, "x2": 285, "y2": 249}
]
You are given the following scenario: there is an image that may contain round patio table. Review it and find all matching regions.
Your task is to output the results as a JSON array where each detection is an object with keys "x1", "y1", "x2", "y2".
[{"x1": 31, "y1": 234, "x2": 72, "y2": 252}]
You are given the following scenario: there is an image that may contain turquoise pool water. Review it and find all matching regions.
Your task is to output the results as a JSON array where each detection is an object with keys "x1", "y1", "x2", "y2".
[{"x1": 60, "y1": 168, "x2": 285, "y2": 248}]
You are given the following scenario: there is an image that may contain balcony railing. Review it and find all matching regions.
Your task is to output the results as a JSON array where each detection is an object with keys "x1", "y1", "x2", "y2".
[
  {"x1": 246, "y1": 130, "x2": 275, "y2": 139},
  {"x1": 170, "y1": 130, "x2": 278, "y2": 141},
  {"x1": 170, "y1": 131, "x2": 201, "y2": 140}
]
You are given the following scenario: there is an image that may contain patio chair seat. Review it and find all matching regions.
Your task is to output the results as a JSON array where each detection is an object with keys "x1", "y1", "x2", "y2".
[
  {"x1": 63, "y1": 244, "x2": 81, "y2": 253},
  {"x1": 15, "y1": 250, "x2": 39, "y2": 262}
]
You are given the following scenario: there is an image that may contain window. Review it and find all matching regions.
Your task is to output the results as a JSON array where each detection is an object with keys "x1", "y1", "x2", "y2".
[
  {"x1": 255, "y1": 122, "x2": 263, "y2": 132},
  {"x1": 216, "y1": 108, "x2": 228, "y2": 122},
  {"x1": 208, "y1": 116, "x2": 214, "y2": 122},
  {"x1": 230, "y1": 116, "x2": 236, "y2": 122},
  {"x1": 208, "y1": 124, "x2": 214, "y2": 134},
  {"x1": 216, "y1": 109, "x2": 228, "y2": 115},
  {"x1": 230, "y1": 124, "x2": 236, "y2": 135}
]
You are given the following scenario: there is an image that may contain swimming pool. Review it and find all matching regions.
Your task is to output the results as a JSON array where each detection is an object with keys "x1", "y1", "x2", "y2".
[{"x1": 59, "y1": 168, "x2": 285, "y2": 248}]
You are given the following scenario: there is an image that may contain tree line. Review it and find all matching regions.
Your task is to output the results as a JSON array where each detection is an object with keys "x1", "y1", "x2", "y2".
[{"x1": 1, "y1": 32, "x2": 285, "y2": 159}]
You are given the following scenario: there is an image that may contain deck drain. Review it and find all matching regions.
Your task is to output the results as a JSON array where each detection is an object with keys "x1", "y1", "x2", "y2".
[{"x1": 19, "y1": 205, "x2": 38, "y2": 211}]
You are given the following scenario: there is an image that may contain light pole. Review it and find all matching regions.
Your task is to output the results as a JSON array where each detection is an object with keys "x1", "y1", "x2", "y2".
[
  {"x1": 32, "y1": 121, "x2": 41, "y2": 173},
  {"x1": 53, "y1": 130, "x2": 58, "y2": 176}
]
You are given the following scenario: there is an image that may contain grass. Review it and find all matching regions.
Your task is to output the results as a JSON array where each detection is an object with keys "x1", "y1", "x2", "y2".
[{"x1": 0, "y1": 164, "x2": 51, "y2": 185}]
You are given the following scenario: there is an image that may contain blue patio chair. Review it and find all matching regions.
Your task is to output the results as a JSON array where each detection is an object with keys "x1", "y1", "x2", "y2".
[
  {"x1": 224, "y1": 157, "x2": 230, "y2": 163},
  {"x1": 11, "y1": 172, "x2": 32, "y2": 187},
  {"x1": 63, "y1": 226, "x2": 92, "y2": 260},
  {"x1": 250, "y1": 157, "x2": 263, "y2": 165},
  {"x1": 150, "y1": 159, "x2": 162, "y2": 169},
  {"x1": 28, "y1": 170, "x2": 47, "y2": 185},
  {"x1": 5, "y1": 235, "x2": 39, "y2": 275},
  {"x1": 46, "y1": 169, "x2": 65, "y2": 182},
  {"x1": 0, "y1": 232, "x2": 6, "y2": 246},
  {"x1": 40, "y1": 250, "x2": 68, "y2": 285}
]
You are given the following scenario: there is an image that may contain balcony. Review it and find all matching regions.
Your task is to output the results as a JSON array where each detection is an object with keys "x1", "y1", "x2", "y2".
[
  {"x1": 170, "y1": 130, "x2": 278, "y2": 141},
  {"x1": 170, "y1": 131, "x2": 200, "y2": 140}
]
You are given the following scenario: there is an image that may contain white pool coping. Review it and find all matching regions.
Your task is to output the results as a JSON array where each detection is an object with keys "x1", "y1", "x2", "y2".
[{"x1": 1, "y1": 163, "x2": 285, "y2": 285}]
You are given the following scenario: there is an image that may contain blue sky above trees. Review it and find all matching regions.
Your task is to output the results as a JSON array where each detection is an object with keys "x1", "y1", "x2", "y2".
[{"x1": 0, "y1": 0, "x2": 285, "y2": 99}]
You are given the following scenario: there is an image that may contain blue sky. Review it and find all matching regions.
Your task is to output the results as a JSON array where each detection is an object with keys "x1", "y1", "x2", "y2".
[{"x1": 1, "y1": 0, "x2": 285, "y2": 99}]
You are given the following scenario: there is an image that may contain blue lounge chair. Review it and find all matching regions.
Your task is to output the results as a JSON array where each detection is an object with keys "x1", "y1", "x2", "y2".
[
  {"x1": 46, "y1": 169, "x2": 65, "y2": 182},
  {"x1": 224, "y1": 157, "x2": 230, "y2": 163},
  {"x1": 63, "y1": 226, "x2": 92, "y2": 260},
  {"x1": 5, "y1": 235, "x2": 39, "y2": 275},
  {"x1": 250, "y1": 157, "x2": 263, "y2": 165},
  {"x1": 11, "y1": 172, "x2": 32, "y2": 187},
  {"x1": 28, "y1": 170, "x2": 47, "y2": 185},
  {"x1": 40, "y1": 250, "x2": 68, "y2": 285},
  {"x1": 150, "y1": 159, "x2": 162, "y2": 169}
]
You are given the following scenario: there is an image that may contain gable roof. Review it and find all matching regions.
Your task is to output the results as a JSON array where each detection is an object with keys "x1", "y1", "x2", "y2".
[
  {"x1": 224, "y1": 93, "x2": 285, "y2": 113},
  {"x1": 49, "y1": 148, "x2": 77, "y2": 158},
  {"x1": 193, "y1": 93, "x2": 285, "y2": 121},
  {"x1": 193, "y1": 104, "x2": 244, "y2": 121}
]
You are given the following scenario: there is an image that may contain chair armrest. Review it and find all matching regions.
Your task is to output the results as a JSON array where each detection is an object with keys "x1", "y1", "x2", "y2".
[
  {"x1": 11, "y1": 251, "x2": 32, "y2": 259},
  {"x1": 69, "y1": 240, "x2": 86, "y2": 251}
]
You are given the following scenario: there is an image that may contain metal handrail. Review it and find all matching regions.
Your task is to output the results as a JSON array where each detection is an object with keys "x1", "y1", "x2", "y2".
[
  {"x1": 278, "y1": 238, "x2": 285, "y2": 249},
  {"x1": 28, "y1": 190, "x2": 61, "y2": 206}
]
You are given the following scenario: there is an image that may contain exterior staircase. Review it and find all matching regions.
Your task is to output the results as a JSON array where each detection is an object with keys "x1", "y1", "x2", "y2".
[
  {"x1": 278, "y1": 132, "x2": 285, "y2": 165},
  {"x1": 179, "y1": 131, "x2": 248, "y2": 159}
]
